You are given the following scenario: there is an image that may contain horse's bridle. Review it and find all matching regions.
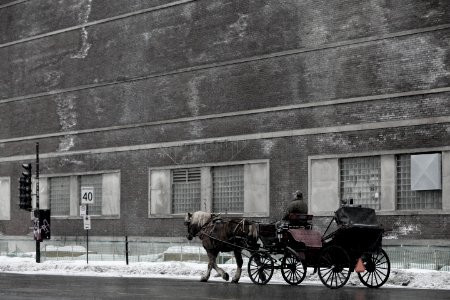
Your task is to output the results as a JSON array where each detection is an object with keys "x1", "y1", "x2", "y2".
[{"x1": 185, "y1": 215, "x2": 215, "y2": 240}]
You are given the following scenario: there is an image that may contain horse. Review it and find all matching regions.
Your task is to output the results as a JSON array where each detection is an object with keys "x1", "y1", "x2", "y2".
[{"x1": 184, "y1": 211, "x2": 258, "y2": 283}]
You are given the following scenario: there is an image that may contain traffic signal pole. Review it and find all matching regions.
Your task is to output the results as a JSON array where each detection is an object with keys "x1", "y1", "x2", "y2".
[{"x1": 35, "y1": 143, "x2": 40, "y2": 263}]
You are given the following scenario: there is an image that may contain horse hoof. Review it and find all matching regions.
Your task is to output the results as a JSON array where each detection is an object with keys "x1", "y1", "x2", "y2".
[
  {"x1": 222, "y1": 273, "x2": 229, "y2": 281},
  {"x1": 231, "y1": 278, "x2": 239, "y2": 284},
  {"x1": 200, "y1": 277, "x2": 208, "y2": 282}
]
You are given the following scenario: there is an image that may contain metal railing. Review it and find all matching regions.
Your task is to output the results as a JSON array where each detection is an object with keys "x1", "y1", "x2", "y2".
[
  {"x1": 384, "y1": 246, "x2": 450, "y2": 271},
  {"x1": 1, "y1": 238, "x2": 449, "y2": 271}
]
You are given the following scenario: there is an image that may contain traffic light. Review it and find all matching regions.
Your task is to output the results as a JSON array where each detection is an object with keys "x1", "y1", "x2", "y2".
[{"x1": 19, "y1": 163, "x2": 32, "y2": 211}]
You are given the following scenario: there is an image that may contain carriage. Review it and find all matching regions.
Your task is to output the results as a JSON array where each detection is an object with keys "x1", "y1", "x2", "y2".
[{"x1": 248, "y1": 206, "x2": 391, "y2": 289}]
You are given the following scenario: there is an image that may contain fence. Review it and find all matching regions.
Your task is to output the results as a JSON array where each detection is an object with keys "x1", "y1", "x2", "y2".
[
  {"x1": 0, "y1": 237, "x2": 234, "y2": 265},
  {"x1": 384, "y1": 246, "x2": 450, "y2": 271},
  {"x1": 1, "y1": 238, "x2": 449, "y2": 271}
]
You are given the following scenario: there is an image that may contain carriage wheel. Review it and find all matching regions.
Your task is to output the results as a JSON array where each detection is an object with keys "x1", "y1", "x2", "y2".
[
  {"x1": 281, "y1": 251, "x2": 307, "y2": 285},
  {"x1": 318, "y1": 245, "x2": 351, "y2": 289},
  {"x1": 357, "y1": 248, "x2": 391, "y2": 288},
  {"x1": 248, "y1": 252, "x2": 274, "y2": 285}
]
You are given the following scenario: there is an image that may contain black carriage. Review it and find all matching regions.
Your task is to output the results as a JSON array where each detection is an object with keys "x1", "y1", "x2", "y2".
[{"x1": 248, "y1": 206, "x2": 391, "y2": 289}]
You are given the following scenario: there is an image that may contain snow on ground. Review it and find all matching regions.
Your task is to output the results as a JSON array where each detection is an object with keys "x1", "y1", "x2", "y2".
[{"x1": 0, "y1": 256, "x2": 449, "y2": 290}]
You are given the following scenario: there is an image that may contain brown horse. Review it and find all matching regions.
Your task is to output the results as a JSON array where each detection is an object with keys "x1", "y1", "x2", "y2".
[{"x1": 184, "y1": 211, "x2": 258, "y2": 283}]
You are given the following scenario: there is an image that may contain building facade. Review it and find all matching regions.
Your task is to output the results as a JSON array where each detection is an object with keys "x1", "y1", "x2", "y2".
[{"x1": 0, "y1": 0, "x2": 449, "y2": 244}]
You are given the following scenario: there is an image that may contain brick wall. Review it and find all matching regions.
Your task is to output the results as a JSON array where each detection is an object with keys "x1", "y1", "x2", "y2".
[{"x1": 0, "y1": 0, "x2": 449, "y2": 241}]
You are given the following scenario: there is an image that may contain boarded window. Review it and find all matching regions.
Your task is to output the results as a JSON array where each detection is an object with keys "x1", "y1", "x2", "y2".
[
  {"x1": 411, "y1": 153, "x2": 442, "y2": 190},
  {"x1": 340, "y1": 156, "x2": 381, "y2": 210},
  {"x1": 172, "y1": 168, "x2": 201, "y2": 213},
  {"x1": 397, "y1": 154, "x2": 442, "y2": 210},
  {"x1": 0, "y1": 177, "x2": 11, "y2": 220}
]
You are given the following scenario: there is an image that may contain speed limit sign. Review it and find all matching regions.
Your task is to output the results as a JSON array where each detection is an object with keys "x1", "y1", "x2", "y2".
[{"x1": 81, "y1": 186, "x2": 94, "y2": 204}]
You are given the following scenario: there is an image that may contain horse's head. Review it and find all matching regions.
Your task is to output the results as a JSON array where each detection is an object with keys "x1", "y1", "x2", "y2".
[
  {"x1": 184, "y1": 211, "x2": 212, "y2": 240},
  {"x1": 184, "y1": 212, "x2": 197, "y2": 240}
]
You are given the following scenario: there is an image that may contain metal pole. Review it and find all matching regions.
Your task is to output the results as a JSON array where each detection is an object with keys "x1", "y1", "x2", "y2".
[
  {"x1": 125, "y1": 236, "x2": 129, "y2": 265},
  {"x1": 86, "y1": 205, "x2": 89, "y2": 264},
  {"x1": 35, "y1": 142, "x2": 40, "y2": 263},
  {"x1": 36, "y1": 142, "x2": 39, "y2": 209}
]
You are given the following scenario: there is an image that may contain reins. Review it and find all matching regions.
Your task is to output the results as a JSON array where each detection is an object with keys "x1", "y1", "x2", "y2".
[{"x1": 199, "y1": 230, "x2": 257, "y2": 257}]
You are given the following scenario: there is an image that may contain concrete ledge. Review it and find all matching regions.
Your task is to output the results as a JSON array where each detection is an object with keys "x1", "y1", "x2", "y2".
[{"x1": 383, "y1": 239, "x2": 450, "y2": 247}]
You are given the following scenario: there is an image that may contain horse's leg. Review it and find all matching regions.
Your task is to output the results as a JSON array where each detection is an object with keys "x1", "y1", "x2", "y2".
[
  {"x1": 208, "y1": 251, "x2": 229, "y2": 281},
  {"x1": 231, "y1": 249, "x2": 243, "y2": 283},
  {"x1": 201, "y1": 250, "x2": 215, "y2": 282}
]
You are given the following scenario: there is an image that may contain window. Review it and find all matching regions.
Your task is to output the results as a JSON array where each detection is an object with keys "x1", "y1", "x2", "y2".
[
  {"x1": 396, "y1": 154, "x2": 442, "y2": 210},
  {"x1": 172, "y1": 168, "x2": 201, "y2": 213},
  {"x1": 311, "y1": 151, "x2": 448, "y2": 215},
  {"x1": 212, "y1": 165, "x2": 244, "y2": 213},
  {"x1": 49, "y1": 177, "x2": 71, "y2": 216},
  {"x1": 46, "y1": 172, "x2": 120, "y2": 217},
  {"x1": 80, "y1": 174, "x2": 103, "y2": 216},
  {"x1": 149, "y1": 161, "x2": 269, "y2": 217},
  {"x1": 171, "y1": 166, "x2": 245, "y2": 214},
  {"x1": 340, "y1": 156, "x2": 381, "y2": 210},
  {"x1": 0, "y1": 177, "x2": 11, "y2": 220}
]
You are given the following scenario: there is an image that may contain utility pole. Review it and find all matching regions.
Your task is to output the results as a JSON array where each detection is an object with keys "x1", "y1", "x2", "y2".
[
  {"x1": 18, "y1": 142, "x2": 50, "y2": 263},
  {"x1": 35, "y1": 142, "x2": 40, "y2": 263}
]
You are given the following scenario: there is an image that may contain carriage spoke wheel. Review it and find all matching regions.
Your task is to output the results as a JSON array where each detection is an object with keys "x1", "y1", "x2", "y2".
[
  {"x1": 318, "y1": 245, "x2": 351, "y2": 289},
  {"x1": 357, "y1": 248, "x2": 391, "y2": 288},
  {"x1": 248, "y1": 252, "x2": 274, "y2": 285},
  {"x1": 281, "y1": 251, "x2": 307, "y2": 285}
]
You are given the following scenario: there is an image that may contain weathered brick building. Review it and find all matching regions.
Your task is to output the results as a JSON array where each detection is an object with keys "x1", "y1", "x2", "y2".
[{"x1": 0, "y1": 0, "x2": 449, "y2": 245}]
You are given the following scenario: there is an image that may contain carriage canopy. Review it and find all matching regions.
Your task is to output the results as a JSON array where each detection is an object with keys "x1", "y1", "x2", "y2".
[{"x1": 334, "y1": 206, "x2": 379, "y2": 227}]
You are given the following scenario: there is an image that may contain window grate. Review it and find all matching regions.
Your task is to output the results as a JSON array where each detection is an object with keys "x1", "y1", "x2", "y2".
[
  {"x1": 340, "y1": 156, "x2": 381, "y2": 210},
  {"x1": 172, "y1": 168, "x2": 201, "y2": 213},
  {"x1": 396, "y1": 154, "x2": 442, "y2": 210},
  {"x1": 49, "y1": 177, "x2": 71, "y2": 216},
  {"x1": 173, "y1": 169, "x2": 201, "y2": 183},
  {"x1": 212, "y1": 165, "x2": 244, "y2": 213}
]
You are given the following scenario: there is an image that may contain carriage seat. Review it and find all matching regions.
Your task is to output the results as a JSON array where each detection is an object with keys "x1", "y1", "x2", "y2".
[{"x1": 286, "y1": 213, "x2": 313, "y2": 229}]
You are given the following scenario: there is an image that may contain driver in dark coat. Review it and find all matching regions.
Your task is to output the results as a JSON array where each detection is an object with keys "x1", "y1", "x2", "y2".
[{"x1": 283, "y1": 190, "x2": 307, "y2": 220}]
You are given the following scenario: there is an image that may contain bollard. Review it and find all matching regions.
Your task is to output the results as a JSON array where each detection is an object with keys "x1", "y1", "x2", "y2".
[{"x1": 125, "y1": 236, "x2": 129, "y2": 265}]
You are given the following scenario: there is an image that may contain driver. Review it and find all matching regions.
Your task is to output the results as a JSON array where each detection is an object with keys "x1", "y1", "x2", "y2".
[{"x1": 283, "y1": 190, "x2": 307, "y2": 220}]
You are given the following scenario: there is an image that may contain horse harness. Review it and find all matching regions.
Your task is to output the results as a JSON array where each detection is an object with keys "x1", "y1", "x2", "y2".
[
  {"x1": 196, "y1": 217, "x2": 256, "y2": 252},
  {"x1": 196, "y1": 217, "x2": 246, "y2": 237}
]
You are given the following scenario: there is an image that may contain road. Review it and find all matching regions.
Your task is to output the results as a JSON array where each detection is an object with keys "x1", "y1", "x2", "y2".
[{"x1": 0, "y1": 273, "x2": 448, "y2": 300}]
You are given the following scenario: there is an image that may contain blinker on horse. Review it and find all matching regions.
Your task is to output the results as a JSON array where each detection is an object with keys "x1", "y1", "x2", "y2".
[{"x1": 184, "y1": 211, "x2": 258, "y2": 283}]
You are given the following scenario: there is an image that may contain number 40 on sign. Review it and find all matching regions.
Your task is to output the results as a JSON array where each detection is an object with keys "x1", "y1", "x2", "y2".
[{"x1": 81, "y1": 186, "x2": 94, "y2": 204}]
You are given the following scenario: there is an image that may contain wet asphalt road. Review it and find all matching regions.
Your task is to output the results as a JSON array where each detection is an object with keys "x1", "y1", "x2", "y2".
[{"x1": 0, "y1": 273, "x2": 448, "y2": 300}]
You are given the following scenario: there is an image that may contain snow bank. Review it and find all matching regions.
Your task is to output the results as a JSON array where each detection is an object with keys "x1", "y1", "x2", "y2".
[{"x1": 0, "y1": 256, "x2": 449, "y2": 289}]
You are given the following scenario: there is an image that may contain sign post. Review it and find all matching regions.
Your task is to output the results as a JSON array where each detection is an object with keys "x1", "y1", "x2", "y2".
[{"x1": 81, "y1": 186, "x2": 94, "y2": 264}]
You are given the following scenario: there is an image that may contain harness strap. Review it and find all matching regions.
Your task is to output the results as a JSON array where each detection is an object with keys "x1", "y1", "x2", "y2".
[
  {"x1": 197, "y1": 216, "x2": 215, "y2": 240},
  {"x1": 233, "y1": 219, "x2": 245, "y2": 235}
]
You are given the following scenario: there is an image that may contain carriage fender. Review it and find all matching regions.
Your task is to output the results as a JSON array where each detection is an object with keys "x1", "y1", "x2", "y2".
[
  {"x1": 289, "y1": 229, "x2": 323, "y2": 248},
  {"x1": 285, "y1": 246, "x2": 305, "y2": 260}
]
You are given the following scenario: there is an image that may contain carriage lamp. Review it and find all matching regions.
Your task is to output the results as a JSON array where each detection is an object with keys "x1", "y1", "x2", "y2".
[
  {"x1": 277, "y1": 225, "x2": 286, "y2": 241},
  {"x1": 277, "y1": 229, "x2": 283, "y2": 241}
]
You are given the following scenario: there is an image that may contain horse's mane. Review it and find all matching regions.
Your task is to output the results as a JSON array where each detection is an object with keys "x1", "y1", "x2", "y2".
[{"x1": 190, "y1": 211, "x2": 212, "y2": 227}]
